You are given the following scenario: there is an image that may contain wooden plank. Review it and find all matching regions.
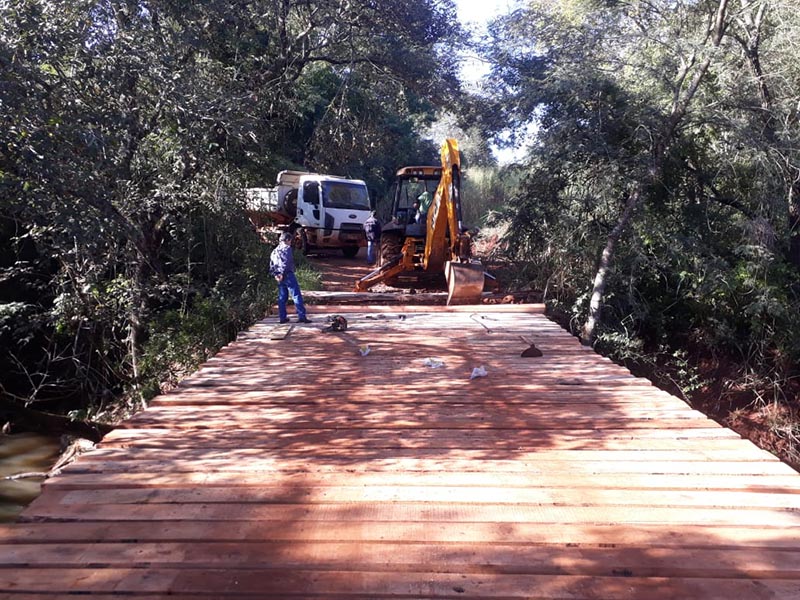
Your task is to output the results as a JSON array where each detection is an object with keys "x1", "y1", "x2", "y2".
[
  {"x1": 282, "y1": 303, "x2": 548, "y2": 313},
  {"x1": 97, "y1": 429, "x2": 744, "y2": 449},
  {"x1": 56, "y1": 453, "x2": 797, "y2": 477},
  {"x1": 120, "y1": 396, "x2": 713, "y2": 420},
  {"x1": 136, "y1": 403, "x2": 704, "y2": 419},
  {"x1": 20, "y1": 501, "x2": 800, "y2": 528},
  {"x1": 93, "y1": 431, "x2": 751, "y2": 452},
  {"x1": 120, "y1": 412, "x2": 722, "y2": 430},
  {"x1": 188, "y1": 369, "x2": 641, "y2": 381},
  {"x1": 4, "y1": 305, "x2": 800, "y2": 599},
  {"x1": 40, "y1": 470, "x2": 800, "y2": 493},
  {"x1": 146, "y1": 391, "x2": 689, "y2": 406},
  {"x1": 36, "y1": 485, "x2": 800, "y2": 510},
  {"x1": 2, "y1": 568, "x2": 799, "y2": 599},
  {"x1": 120, "y1": 414, "x2": 717, "y2": 429},
  {"x1": 166, "y1": 385, "x2": 671, "y2": 398},
  {"x1": 74, "y1": 447, "x2": 781, "y2": 466},
  {"x1": 4, "y1": 521, "x2": 799, "y2": 548},
  {"x1": 59, "y1": 457, "x2": 795, "y2": 477},
  {"x1": 3, "y1": 541, "x2": 800, "y2": 579}
]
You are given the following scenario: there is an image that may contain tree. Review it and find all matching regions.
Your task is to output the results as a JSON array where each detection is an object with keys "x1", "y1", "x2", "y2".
[
  {"x1": 0, "y1": 0, "x2": 460, "y2": 424},
  {"x1": 478, "y1": 0, "x2": 800, "y2": 404},
  {"x1": 726, "y1": 0, "x2": 800, "y2": 269},
  {"x1": 482, "y1": 0, "x2": 732, "y2": 339}
]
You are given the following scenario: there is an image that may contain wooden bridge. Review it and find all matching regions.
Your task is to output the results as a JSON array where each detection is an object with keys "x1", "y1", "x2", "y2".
[{"x1": 2, "y1": 304, "x2": 800, "y2": 598}]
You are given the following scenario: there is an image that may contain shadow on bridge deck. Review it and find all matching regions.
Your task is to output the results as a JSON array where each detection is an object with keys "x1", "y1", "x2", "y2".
[{"x1": 2, "y1": 305, "x2": 799, "y2": 598}]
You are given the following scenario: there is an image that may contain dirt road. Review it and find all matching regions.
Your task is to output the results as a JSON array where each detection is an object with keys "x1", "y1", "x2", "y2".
[
  {"x1": 307, "y1": 247, "x2": 450, "y2": 295},
  {"x1": 307, "y1": 248, "x2": 373, "y2": 292}
]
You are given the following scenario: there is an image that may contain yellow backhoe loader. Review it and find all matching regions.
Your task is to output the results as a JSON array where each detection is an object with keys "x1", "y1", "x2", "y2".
[{"x1": 354, "y1": 139, "x2": 485, "y2": 304}]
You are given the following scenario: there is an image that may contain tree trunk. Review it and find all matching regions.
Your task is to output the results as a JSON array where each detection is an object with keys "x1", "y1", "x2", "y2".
[
  {"x1": 581, "y1": 0, "x2": 729, "y2": 343},
  {"x1": 1, "y1": 397, "x2": 113, "y2": 443},
  {"x1": 582, "y1": 186, "x2": 642, "y2": 343},
  {"x1": 127, "y1": 214, "x2": 165, "y2": 405},
  {"x1": 736, "y1": 2, "x2": 800, "y2": 271}
]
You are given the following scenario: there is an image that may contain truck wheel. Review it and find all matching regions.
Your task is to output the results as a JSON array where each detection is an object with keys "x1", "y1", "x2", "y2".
[
  {"x1": 300, "y1": 230, "x2": 310, "y2": 256},
  {"x1": 341, "y1": 245, "x2": 359, "y2": 259}
]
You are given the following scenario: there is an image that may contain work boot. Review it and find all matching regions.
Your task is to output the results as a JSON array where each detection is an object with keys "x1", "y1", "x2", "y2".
[{"x1": 296, "y1": 317, "x2": 312, "y2": 323}]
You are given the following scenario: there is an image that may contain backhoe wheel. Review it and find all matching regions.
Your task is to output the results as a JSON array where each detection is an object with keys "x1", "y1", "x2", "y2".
[
  {"x1": 379, "y1": 232, "x2": 403, "y2": 287},
  {"x1": 380, "y1": 232, "x2": 402, "y2": 266}
]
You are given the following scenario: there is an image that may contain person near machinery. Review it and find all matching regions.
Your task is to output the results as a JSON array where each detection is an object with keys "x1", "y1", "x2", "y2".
[
  {"x1": 269, "y1": 231, "x2": 312, "y2": 324},
  {"x1": 363, "y1": 210, "x2": 382, "y2": 265},
  {"x1": 416, "y1": 190, "x2": 433, "y2": 223}
]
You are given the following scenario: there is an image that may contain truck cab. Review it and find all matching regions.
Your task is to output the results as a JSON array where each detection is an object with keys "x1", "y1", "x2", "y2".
[
  {"x1": 245, "y1": 171, "x2": 372, "y2": 258},
  {"x1": 292, "y1": 173, "x2": 371, "y2": 257}
]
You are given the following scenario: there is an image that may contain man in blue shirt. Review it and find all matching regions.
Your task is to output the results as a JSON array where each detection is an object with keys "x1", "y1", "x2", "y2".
[{"x1": 269, "y1": 231, "x2": 311, "y2": 324}]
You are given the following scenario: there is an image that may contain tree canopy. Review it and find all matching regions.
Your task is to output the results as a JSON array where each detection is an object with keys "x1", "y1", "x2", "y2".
[
  {"x1": 479, "y1": 0, "x2": 800, "y2": 411},
  {"x1": 0, "y1": 0, "x2": 459, "y2": 425},
  {"x1": 1, "y1": 0, "x2": 798, "y2": 439}
]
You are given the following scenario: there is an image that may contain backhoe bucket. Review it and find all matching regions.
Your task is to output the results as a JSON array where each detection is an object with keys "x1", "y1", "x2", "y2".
[{"x1": 445, "y1": 261, "x2": 484, "y2": 305}]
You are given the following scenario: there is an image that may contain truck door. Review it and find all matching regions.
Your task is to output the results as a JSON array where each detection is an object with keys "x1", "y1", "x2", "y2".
[{"x1": 302, "y1": 181, "x2": 321, "y2": 224}]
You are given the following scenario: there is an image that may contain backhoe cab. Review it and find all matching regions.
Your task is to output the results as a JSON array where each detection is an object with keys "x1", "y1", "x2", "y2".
[{"x1": 354, "y1": 139, "x2": 485, "y2": 304}]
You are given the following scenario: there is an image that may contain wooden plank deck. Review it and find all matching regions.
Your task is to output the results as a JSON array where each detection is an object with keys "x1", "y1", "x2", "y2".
[{"x1": 2, "y1": 304, "x2": 800, "y2": 599}]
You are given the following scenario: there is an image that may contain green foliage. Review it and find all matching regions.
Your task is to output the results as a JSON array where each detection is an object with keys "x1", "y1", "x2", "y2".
[
  {"x1": 294, "y1": 256, "x2": 323, "y2": 294},
  {"x1": 478, "y1": 0, "x2": 800, "y2": 409},
  {"x1": 0, "y1": 0, "x2": 457, "y2": 426},
  {"x1": 461, "y1": 167, "x2": 508, "y2": 228},
  {"x1": 139, "y1": 288, "x2": 272, "y2": 401}
]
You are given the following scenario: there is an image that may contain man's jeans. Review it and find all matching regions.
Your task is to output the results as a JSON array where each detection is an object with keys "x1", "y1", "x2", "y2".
[
  {"x1": 277, "y1": 271, "x2": 307, "y2": 321},
  {"x1": 367, "y1": 240, "x2": 377, "y2": 265}
]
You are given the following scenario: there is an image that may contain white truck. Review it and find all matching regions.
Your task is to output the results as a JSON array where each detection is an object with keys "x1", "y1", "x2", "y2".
[{"x1": 245, "y1": 170, "x2": 372, "y2": 258}]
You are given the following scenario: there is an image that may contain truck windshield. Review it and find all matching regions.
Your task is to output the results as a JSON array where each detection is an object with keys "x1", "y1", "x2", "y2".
[{"x1": 322, "y1": 182, "x2": 370, "y2": 210}]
